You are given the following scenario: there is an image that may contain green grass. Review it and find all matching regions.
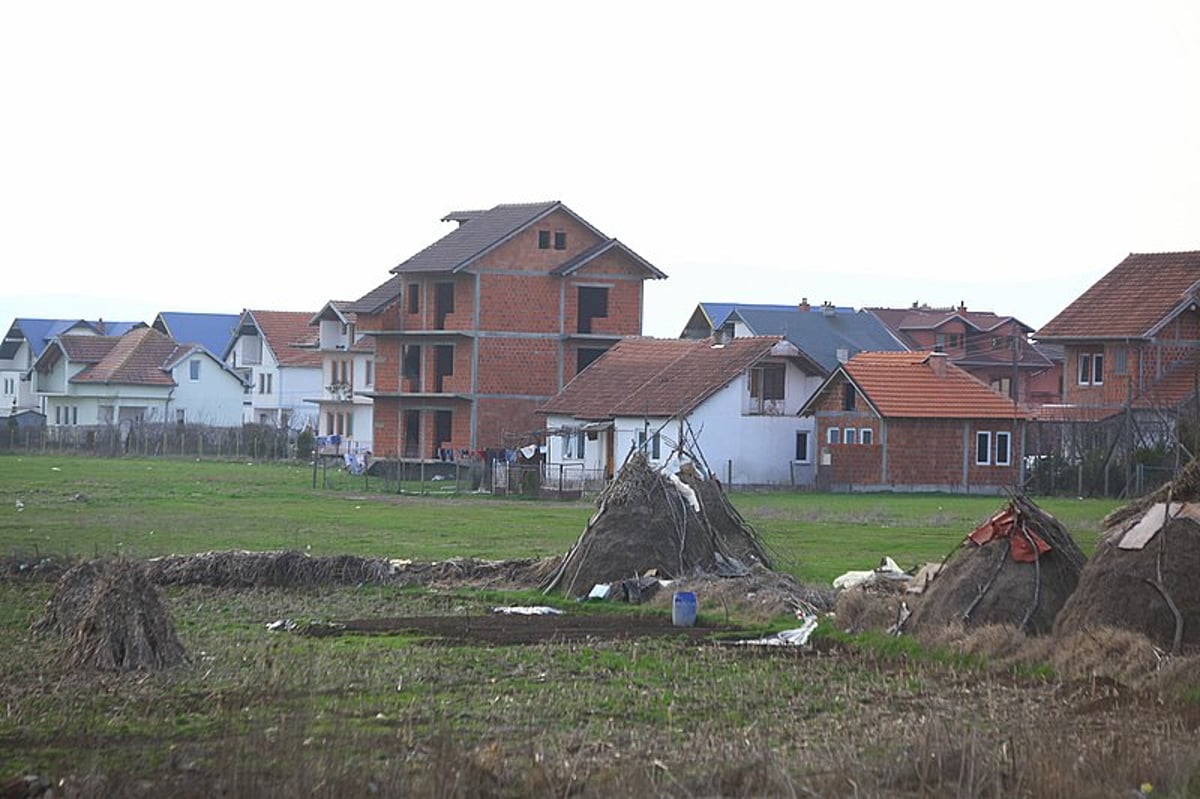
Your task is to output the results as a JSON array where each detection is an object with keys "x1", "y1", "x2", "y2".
[{"x1": 0, "y1": 453, "x2": 1121, "y2": 586}]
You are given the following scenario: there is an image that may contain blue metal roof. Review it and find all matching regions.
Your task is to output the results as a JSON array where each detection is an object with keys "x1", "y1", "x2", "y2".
[
  {"x1": 8, "y1": 318, "x2": 144, "y2": 359},
  {"x1": 153, "y1": 312, "x2": 240, "y2": 358},
  {"x1": 729, "y1": 307, "x2": 907, "y2": 374}
]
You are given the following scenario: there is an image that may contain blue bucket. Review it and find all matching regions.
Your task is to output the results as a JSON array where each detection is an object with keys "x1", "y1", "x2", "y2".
[{"x1": 672, "y1": 591, "x2": 698, "y2": 627}]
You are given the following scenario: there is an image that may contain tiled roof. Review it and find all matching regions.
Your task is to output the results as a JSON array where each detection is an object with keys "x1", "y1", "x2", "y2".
[
  {"x1": 392, "y1": 201, "x2": 564, "y2": 274},
  {"x1": 245, "y1": 310, "x2": 322, "y2": 368},
  {"x1": 538, "y1": 336, "x2": 784, "y2": 420},
  {"x1": 1037, "y1": 251, "x2": 1200, "y2": 340},
  {"x1": 152, "y1": 312, "x2": 239, "y2": 358},
  {"x1": 731, "y1": 307, "x2": 905, "y2": 374},
  {"x1": 71, "y1": 328, "x2": 179, "y2": 386},
  {"x1": 867, "y1": 306, "x2": 1026, "y2": 335},
  {"x1": 348, "y1": 275, "x2": 404, "y2": 315},
  {"x1": 830, "y1": 351, "x2": 1028, "y2": 419},
  {"x1": 55, "y1": 335, "x2": 120, "y2": 363},
  {"x1": 550, "y1": 238, "x2": 666, "y2": 279}
]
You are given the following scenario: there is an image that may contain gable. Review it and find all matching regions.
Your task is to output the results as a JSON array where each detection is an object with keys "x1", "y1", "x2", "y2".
[{"x1": 1037, "y1": 251, "x2": 1200, "y2": 341}]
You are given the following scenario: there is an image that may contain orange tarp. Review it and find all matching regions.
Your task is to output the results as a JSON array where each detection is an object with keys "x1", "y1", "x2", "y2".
[{"x1": 967, "y1": 507, "x2": 1051, "y2": 563}]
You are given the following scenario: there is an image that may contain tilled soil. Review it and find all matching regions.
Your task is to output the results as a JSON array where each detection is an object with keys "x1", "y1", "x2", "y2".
[{"x1": 299, "y1": 612, "x2": 733, "y2": 645}]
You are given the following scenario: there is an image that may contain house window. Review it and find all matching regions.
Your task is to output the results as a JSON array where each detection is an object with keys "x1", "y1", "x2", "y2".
[
  {"x1": 996, "y1": 431, "x2": 1011, "y2": 466},
  {"x1": 750, "y1": 363, "x2": 786, "y2": 401},
  {"x1": 189, "y1": 359, "x2": 201, "y2": 381},
  {"x1": 554, "y1": 231, "x2": 567, "y2": 250},
  {"x1": 794, "y1": 430, "x2": 810, "y2": 462},
  {"x1": 538, "y1": 230, "x2": 551, "y2": 249},
  {"x1": 843, "y1": 428, "x2": 857, "y2": 445},
  {"x1": 55, "y1": 406, "x2": 60, "y2": 425},
  {"x1": 364, "y1": 360, "x2": 373, "y2": 387},
  {"x1": 975, "y1": 431, "x2": 992, "y2": 465},
  {"x1": 407, "y1": 283, "x2": 420, "y2": 314},
  {"x1": 827, "y1": 427, "x2": 840, "y2": 445},
  {"x1": 990, "y1": 377, "x2": 1012, "y2": 398},
  {"x1": 562, "y1": 430, "x2": 585, "y2": 459},
  {"x1": 403, "y1": 345, "x2": 422, "y2": 382},
  {"x1": 860, "y1": 428, "x2": 873, "y2": 445},
  {"x1": 638, "y1": 430, "x2": 661, "y2": 460},
  {"x1": 1113, "y1": 348, "x2": 1127, "y2": 375},
  {"x1": 176, "y1": 409, "x2": 186, "y2": 425},
  {"x1": 577, "y1": 347, "x2": 606, "y2": 374},
  {"x1": 842, "y1": 383, "x2": 856, "y2": 411},
  {"x1": 72, "y1": 407, "x2": 77, "y2": 425},
  {"x1": 346, "y1": 413, "x2": 354, "y2": 437},
  {"x1": 242, "y1": 336, "x2": 262, "y2": 365},
  {"x1": 3, "y1": 377, "x2": 14, "y2": 394},
  {"x1": 1078, "y1": 352, "x2": 1104, "y2": 385},
  {"x1": 577, "y1": 286, "x2": 609, "y2": 334},
  {"x1": 258, "y1": 373, "x2": 273, "y2": 394},
  {"x1": 326, "y1": 412, "x2": 334, "y2": 435}
]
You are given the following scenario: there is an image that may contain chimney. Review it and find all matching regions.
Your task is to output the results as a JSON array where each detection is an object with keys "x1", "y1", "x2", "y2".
[
  {"x1": 928, "y1": 352, "x2": 948, "y2": 377},
  {"x1": 821, "y1": 301, "x2": 835, "y2": 317},
  {"x1": 958, "y1": 301, "x2": 967, "y2": 313},
  {"x1": 836, "y1": 347, "x2": 849, "y2": 364},
  {"x1": 799, "y1": 297, "x2": 810, "y2": 312}
]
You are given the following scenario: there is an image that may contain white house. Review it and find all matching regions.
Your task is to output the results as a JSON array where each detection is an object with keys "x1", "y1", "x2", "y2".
[
  {"x1": 32, "y1": 327, "x2": 246, "y2": 428},
  {"x1": 2, "y1": 318, "x2": 143, "y2": 418},
  {"x1": 537, "y1": 336, "x2": 823, "y2": 488},
  {"x1": 307, "y1": 301, "x2": 375, "y2": 452},
  {"x1": 224, "y1": 309, "x2": 322, "y2": 430}
]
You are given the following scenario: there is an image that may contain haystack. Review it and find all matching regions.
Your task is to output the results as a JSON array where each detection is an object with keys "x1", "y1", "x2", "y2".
[
  {"x1": 906, "y1": 495, "x2": 1086, "y2": 635},
  {"x1": 1055, "y1": 460, "x2": 1200, "y2": 652},
  {"x1": 542, "y1": 452, "x2": 772, "y2": 597},
  {"x1": 34, "y1": 559, "x2": 187, "y2": 671}
]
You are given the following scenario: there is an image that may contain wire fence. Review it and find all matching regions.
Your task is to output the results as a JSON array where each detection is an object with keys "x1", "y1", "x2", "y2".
[{"x1": 1, "y1": 423, "x2": 298, "y2": 461}]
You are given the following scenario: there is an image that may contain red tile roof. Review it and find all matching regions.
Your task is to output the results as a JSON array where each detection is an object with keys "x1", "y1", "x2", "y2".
[
  {"x1": 1036, "y1": 251, "x2": 1200, "y2": 340},
  {"x1": 246, "y1": 310, "x2": 322, "y2": 368},
  {"x1": 538, "y1": 336, "x2": 784, "y2": 420},
  {"x1": 837, "y1": 351, "x2": 1028, "y2": 419},
  {"x1": 71, "y1": 328, "x2": 180, "y2": 386},
  {"x1": 56, "y1": 335, "x2": 120, "y2": 363}
]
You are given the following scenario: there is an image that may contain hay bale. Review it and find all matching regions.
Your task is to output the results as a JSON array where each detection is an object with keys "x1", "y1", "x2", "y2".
[
  {"x1": 1054, "y1": 512, "x2": 1200, "y2": 651},
  {"x1": 906, "y1": 495, "x2": 1086, "y2": 636},
  {"x1": 145, "y1": 550, "x2": 391, "y2": 587},
  {"x1": 34, "y1": 559, "x2": 186, "y2": 672},
  {"x1": 542, "y1": 452, "x2": 772, "y2": 597},
  {"x1": 31, "y1": 560, "x2": 103, "y2": 636},
  {"x1": 834, "y1": 580, "x2": 912, "y2": 634}
]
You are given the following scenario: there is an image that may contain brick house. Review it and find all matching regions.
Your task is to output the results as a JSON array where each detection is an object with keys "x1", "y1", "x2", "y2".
[
  {"x1": 1036, "y1": 251, "x2": 1200, "y2": 418},
  {"x1": 352, "y1": 202, "x2": 666, "y2": 460},
  {"x1": 798, "y1": 351, "x2": 1030, "y2": 493},
  {"x1": 867, "y1": 303, "x2": 1062, "y2": 405},
  {"x1": 538, "y1": 335, "x2": 812, "y2": 487}
]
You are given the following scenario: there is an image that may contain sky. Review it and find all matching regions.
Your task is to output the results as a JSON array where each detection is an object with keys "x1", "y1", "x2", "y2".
[{"x1": 3, "y1": 2, "x2": 1199, "y2": 339}]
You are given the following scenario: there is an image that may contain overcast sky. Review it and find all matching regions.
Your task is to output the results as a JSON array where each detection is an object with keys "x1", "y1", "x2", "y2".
[{"x1": 3, "y1": 2, "x2": 1199, "y2": 338}]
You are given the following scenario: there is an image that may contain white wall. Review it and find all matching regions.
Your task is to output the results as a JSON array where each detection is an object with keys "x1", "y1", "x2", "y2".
[
  {"x1": 543, "y1": 360, "x2": 826, "y2": 487},
  {"x1": 169, "y1": 353, "x2": 246, "y2": 426}
]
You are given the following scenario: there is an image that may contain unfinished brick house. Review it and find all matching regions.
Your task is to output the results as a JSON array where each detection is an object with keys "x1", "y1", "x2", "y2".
[
  {"x1": 351, "y1": 202, "x2": 666, "y2": 460},
  {"x1": 798, "y1": 351, "x2": 1030, "y2": 493},
  {"x1": 1036, "y1": 251, "x2": 1200, "y2": 415},
  {"x1": 866, "y1": 303, "x2": 1062, "y2": 406}
]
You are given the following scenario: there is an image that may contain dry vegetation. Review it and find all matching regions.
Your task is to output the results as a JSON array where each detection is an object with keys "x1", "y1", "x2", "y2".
[{"x1": 2, "y1": 558, "x2": 1199, "y2": 798}]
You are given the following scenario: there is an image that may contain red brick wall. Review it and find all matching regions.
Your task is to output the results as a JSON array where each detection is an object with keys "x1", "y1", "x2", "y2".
[
  {"x1": 372, "y1": 400, "x2": 400, "y2": 458},
  {"x1": 882, "y1": 418, "x2": 966, "y2": 488},
  {"x1": 480, "y1": 209, "x2": 603, "y2": 272},
  {"x1": 476, "y1": 337, "x2": 559, "y2": 396},
  {"x1": 810, "y1": 373, "x2": 1021, "y2": 490},
  {"x1": 476, "y1": 396, "x2": 543, "y2": 449},
  {"x1": 477, "y1": 273, "x2": 561, "y2": 332}
]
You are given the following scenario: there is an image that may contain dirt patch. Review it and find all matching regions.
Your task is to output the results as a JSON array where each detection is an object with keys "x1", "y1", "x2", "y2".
[{"x1": 298, "y1": 612, "x2": 733, "y2": 645}]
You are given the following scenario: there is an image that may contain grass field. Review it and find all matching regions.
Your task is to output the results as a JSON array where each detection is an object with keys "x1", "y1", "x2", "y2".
[
  {"x1": 2, "y1": 454, "x2": 1195, "y2": 798},
  {"x1": 0, "y1": 454, "x2": 1120, "y2": 584}
]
